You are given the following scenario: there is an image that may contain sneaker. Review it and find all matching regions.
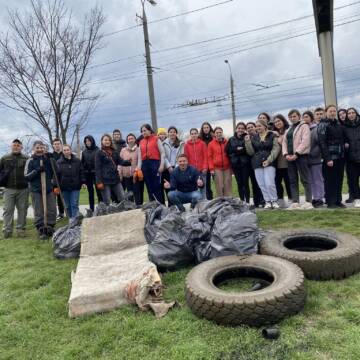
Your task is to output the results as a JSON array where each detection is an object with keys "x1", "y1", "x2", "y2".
[
  {"x1": 300, "y1": 202, "x2": 314, "y2": 210},
  {"x1": 336, "y1": 203, "x2": 347, "y2": 209},
  {"x1": 287, "y1": 202, "x2": 300, "y2": 210},
  {"x1": 271, "y1": 201, "x2": 280, "y2": 209},
  {"x1": 354, "y1": 199, "x2": 360, "y2": 208},
  {"x1": 57, "y1": 213, "x2": 64, "y2": 221},
  {"x1": 264, "y1": 202, "x2": 272, "y2": 209},
  {"x1": 345, "y1": 198, "x2": 354, "y2": 204}
]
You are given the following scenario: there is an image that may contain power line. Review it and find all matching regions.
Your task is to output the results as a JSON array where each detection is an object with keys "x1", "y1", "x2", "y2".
[{"x1": 102, "y1": 0, "x2": 235, "y2": 37}]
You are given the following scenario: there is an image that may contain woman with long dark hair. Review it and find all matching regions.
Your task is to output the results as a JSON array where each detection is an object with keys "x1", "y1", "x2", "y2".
[
  {"x1": 95, "y1": 134, "x2": 131, "y2": 205},
  {"x1": 199, "y1": 121, "x2": 214, "y2": 200},
  {"x1": 273, "y1": 114, "x2": 291, "y2": 207},
  {"x1": 343, "y1": 107, "x2": 360, "y2": 207},
  {"x1": 318, "y1": 105, "x2": 346, "y2": 208},
  {"x1": 245, "y1": 119, "x2": 280, "y2": 209},
  {"x1": 225, "y1": 122, "x2": 251, "y2": 203},
  {"x1": 136, "y1": 124, "x2": 165, "y2": 203}
]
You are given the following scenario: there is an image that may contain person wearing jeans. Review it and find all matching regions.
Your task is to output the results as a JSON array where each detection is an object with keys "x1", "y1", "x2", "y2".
[
  {"x1": 245, "y1": 119, "x2": 280, "y2": 209},
  {"x1": 282, "y1": 109, "x2": 313, "y2": 210},
  {"x1": 207, "y1": 127, "x2": 232, "y2": 197},
  {"x1": 95, "y1": 134, "x2": 131, "y2": 205},
  {"x1": 165, "y1": 154, "x2": 203, "y2": 212},
  {"x1": 137, "y1": 124, "x2": 166, "y2": 204},
  {"x1": 184, "y1": 128, "x2": 208, "y2": 200},
  {"x1": 56, "y1": 145, "x2": 84, "y2": 219}
]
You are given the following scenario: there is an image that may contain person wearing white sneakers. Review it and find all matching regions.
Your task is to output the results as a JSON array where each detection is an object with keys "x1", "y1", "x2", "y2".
[
  {"x1": 245, "y1": 119, "x2": 280, "y2": 210},
  {"x1": 282, "y1": 109, "x2": 313, "y2": 210}
]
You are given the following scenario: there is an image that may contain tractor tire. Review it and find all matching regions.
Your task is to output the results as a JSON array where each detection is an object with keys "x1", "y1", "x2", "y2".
[
  {"x1": 185, "y1": 255, "x2": 305, "y2": 327},
  {"x1": 260, "y1": 230, "x2": 360, "y2": 280}
]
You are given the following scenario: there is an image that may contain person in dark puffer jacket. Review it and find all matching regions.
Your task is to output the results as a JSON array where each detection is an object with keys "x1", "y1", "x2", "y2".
[
  {"x1": 81, "y1": 135, "x2": 102, "y2": 211},
  {"x1": 225, "y1": 122, "x2": 251, "y2": 203},
  {"x1": 318, "y1": 105, "x2": 346, "y2": 208},
  {"x1": 343, "y1": 107, "x2": 360, "y2": 207},
  {"x1": 95, "y1": 134, "x2": 131, "y2": 205},
  {"x1": 56, "y1": 145, "x2": 85, "y2": 219},
  {"x1": 24, "y1": 140, "x2": 57, "y2": 239}
]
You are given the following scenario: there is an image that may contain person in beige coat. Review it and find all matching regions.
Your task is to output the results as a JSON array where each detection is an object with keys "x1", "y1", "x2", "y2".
[{"x1": 282, "y1": 109, "x2": 313, "y2": 210}]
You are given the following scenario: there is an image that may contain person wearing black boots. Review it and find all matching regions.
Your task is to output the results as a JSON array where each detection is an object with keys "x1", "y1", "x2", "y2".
[
  {"x1": 81, "y1": 135, "x2": 103, "y2": 211},
  {"x1": 318, "y1": 105, "x2": 346, "y2": 208},
  {"x1": 199, "y1": 121, "x2": 214, "y2": 200},
  {"x1": 343, "y1": 107, "x2": 360, "y2": 208},
  {"x1": 225, "y1": 122, "x2": 251, "y2": 204}
]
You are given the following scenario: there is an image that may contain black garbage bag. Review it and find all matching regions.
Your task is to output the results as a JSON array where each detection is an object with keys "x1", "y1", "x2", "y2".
[
  {"x1": 143, "y1": 202, "x2": 171, "y2": 244},
  {"x1": 52, "y1": 216, "x2": 83, "y2": 259},
  {"x1": 210, "y1": 205, "x2": 260, "y2": 258},
  {"x1": 148, "y1": 212, "x2": 194, "y2": 270},
  {"x1": 94, "y1": 200, "x2": 137, "y2": 217}
]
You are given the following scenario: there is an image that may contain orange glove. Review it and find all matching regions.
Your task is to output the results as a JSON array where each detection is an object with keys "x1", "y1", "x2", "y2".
[
  {"x1": 53, "y1": 187, "x2": 60, "y2": 195},
  {"x1": 96, "y1": 183, "x2": 104, "y2": 190},
  {"x1": 137, "y1": 169, "x2": 144, "y2": 182}
]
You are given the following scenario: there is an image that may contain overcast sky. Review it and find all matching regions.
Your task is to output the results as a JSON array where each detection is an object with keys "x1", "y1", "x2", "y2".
[{"x1": 1, "y1": 0, "x2": 360, "y2": 153}]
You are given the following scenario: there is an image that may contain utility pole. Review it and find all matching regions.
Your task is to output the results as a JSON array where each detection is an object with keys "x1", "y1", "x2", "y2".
[
  {"x1": 225, "y1": 60, "x2": 236, "y2": 133},
  {"x1": 76, "y1": 124, "x2": 80, "y2": 158},
  {"x1": 140, "y1": 0, "x2": 158, "y2": 132}
]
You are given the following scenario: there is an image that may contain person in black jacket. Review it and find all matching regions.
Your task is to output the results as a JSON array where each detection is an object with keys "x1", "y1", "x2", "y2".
[
  {"x1": 318, "y1": 105, "x2": 346, "y2": 208},
  {"x1": 81, "y1": 135, "x2": 102, "y2": 211},
  {"x1": 199, "y1": 121, "x2": 214, "y2": 200},
  {"x1": 56, "y1": 145, "x2": 85, "y2": 219},
  {"x1": 95, "y1": 134, "x2": 131, "y2": 205},
  {"x1": 225, "y1": 122, "x2": 251, "y2": 203},
  {"x1": 343, "y1": 107, "x2": 360, "y2": 207},
  {"x1": 112, "y1": 129, "x2": 127, "y2": 153},
  {"x1": 52, "y1": 138, "x2": 64, "y2": 219},
  {"x1": 24, "y1": 141, "x2": 57, "y2": 239}
]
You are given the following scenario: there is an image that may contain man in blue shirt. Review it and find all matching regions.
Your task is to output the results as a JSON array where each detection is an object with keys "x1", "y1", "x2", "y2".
[{"x1": 164, "y1": 154, "x2": 204, "y2": 211}]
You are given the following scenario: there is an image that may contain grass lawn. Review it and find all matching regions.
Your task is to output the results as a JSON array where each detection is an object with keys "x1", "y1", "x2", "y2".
[{"x1": 2, "y1": 210, "x2": 360, "y2": 359}]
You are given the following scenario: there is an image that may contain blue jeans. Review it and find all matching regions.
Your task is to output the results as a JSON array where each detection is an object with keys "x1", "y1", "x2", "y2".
[
  {"x1": 142, "y1": 159, "x2": 165, "y2": 204},
  {"x1": 62, "y1": 190, "x2": 80, "y2": 219},
  {"x1": 167, "y1": 190, "x2": 202, "y2": 211}
]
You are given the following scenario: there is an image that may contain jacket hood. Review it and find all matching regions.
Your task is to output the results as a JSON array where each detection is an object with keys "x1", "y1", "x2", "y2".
[
  {"x1": 344, "y1": 116, "x2": 360, "y2": 128},
  {"x1": 84, "y1": 135, "x2": 97, "y2": 150}
]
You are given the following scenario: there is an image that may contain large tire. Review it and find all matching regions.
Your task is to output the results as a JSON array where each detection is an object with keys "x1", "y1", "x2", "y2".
[
  {"x1": 260, "y1": 230, "x2": 360, "y2": 280},
  {"x1": 185, "y1": 255, "x2": 305, "y2": 327}
]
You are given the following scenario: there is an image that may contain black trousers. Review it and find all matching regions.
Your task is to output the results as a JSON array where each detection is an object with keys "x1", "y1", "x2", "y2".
[
  {"x1": 205, "y1": 171, "x2": 213, "y2": 200},
  {"x1": 275, "y1": 168, "x2": 292, "y2": 200},
  {"x1": 85, "y1": 172, "x2": 102, "y2": 211},
  {"x1": 250, "y1": 168, "x2": 264, "y2": 206},
  {"x1": 346, "y1": 161, "x2": 360, "y2": 200},
  {"x1": 123, "y1": 177, "x2": 144, "y2": 205},
  {"x1": 56, "y1": 194, "x2": 64, "y2": 215},
  {"x1": 322, "y1": 158, "x2": 345, "y2": 206},
  {"x1": 233, "y1": 166, "x2": 251, "y2": 203},
  {"x1": 162, "y1": 169, "x2": 173, "y2": 206}
]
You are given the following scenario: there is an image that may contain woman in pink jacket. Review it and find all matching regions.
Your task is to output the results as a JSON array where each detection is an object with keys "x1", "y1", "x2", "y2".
[
  {"x1": 119, "y1": 133, "x2": 144, "y2": 205},
  {"x1": 282, "y1": 109, "x2": 313, "y2": 210}
]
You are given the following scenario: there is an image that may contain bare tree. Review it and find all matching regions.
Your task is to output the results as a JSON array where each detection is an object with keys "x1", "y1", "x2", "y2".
[{"x1": 0, "y1": 0, "x2": 105, "y2": 144}]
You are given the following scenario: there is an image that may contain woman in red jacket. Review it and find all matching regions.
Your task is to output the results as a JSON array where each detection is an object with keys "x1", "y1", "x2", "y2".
[
  {"x1": 207, "y1": 126, "x2": 232, "y2": 197},
  {"x1": 184, "y1": 128, "x2": 208, "y2": 198},
  {"x1": 136, "y1": 124, "x2": 165, "y2": 204}
]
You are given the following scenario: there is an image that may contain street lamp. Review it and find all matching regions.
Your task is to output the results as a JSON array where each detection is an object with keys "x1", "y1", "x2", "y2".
[{"x1": 224, "y1": 60, "x2": 236, "y2": 133}]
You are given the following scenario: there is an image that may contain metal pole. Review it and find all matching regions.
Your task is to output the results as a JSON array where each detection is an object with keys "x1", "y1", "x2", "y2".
[
  {"x1": 142, "y1": 3, "x2": 158, "y2": 132},
  {"x1": 318, "y1": 31, "x2": 337, "y2": 107},
  {"x1": 225, "y1": 60, "x2": 236, "y2": 133}
]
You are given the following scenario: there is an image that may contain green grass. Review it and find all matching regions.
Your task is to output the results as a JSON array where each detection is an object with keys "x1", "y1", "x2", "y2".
[{"x1": 2, "y1": 211, "x2": 360, "y2": 359}]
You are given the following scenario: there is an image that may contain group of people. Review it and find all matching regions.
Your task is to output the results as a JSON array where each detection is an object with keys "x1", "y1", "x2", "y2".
[{"x1": 1, "y1": 103, "x2": 359, "y2": 239}]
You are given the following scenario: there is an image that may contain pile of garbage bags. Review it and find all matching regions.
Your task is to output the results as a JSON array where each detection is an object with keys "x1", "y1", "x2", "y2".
[{"x1": 144, "y1": 198, "x2": 262, "y2": 270}]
